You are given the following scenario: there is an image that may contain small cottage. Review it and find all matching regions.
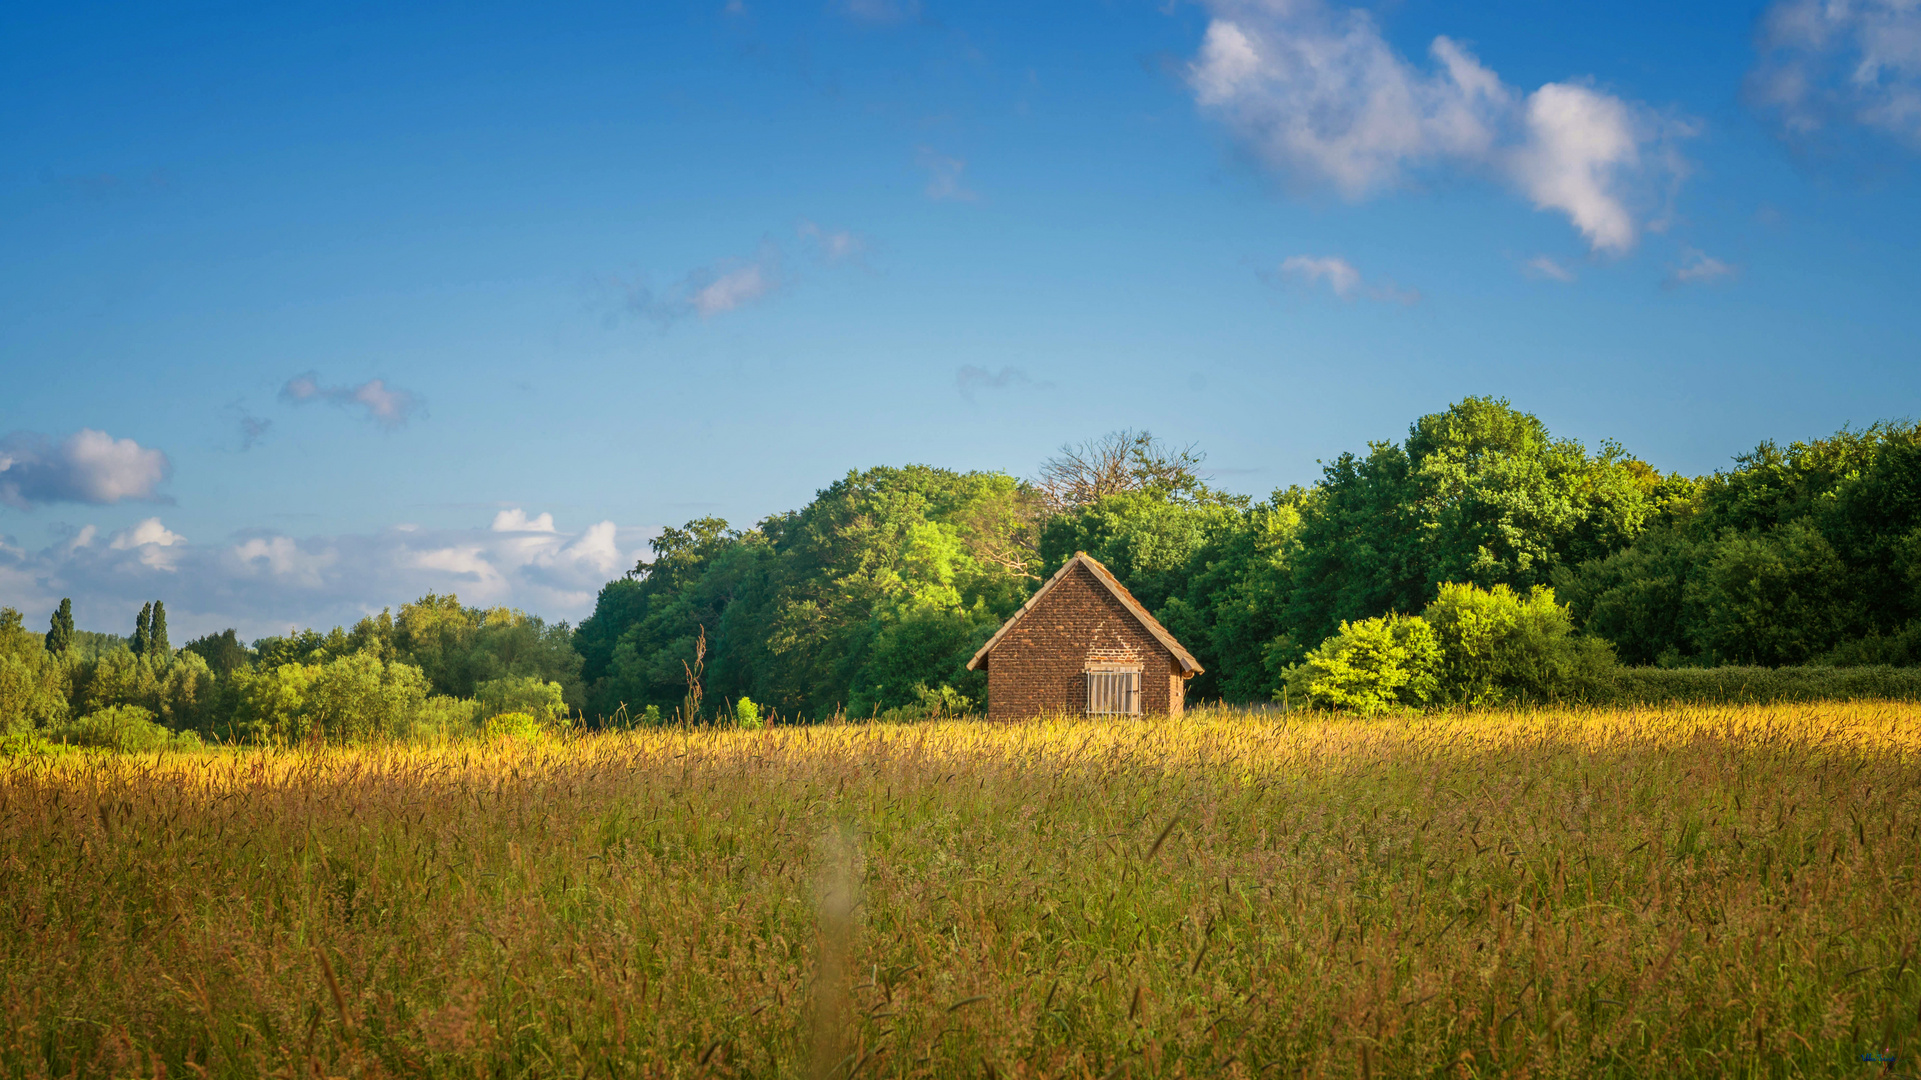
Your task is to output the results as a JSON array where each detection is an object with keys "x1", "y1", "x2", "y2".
[{"x1": 967, "y1": 551, "x2": 1203, "y2": 720}]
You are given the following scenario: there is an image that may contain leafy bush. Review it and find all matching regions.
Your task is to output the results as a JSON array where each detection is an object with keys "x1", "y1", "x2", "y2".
[
  {"x1": 734, "y1": 696, "x2": 763, "y2": 730},
  {"x1": 875, "y1": 683, "x2": 976, "y2": 722},
  {"x1": 1423, "y1": 583, "x2": 1617, "y2": 705},
  {"x1": 0, "y1": 731, "x2": 56, "y2": 758},
  {"x1": 1282, "y1": 613, "x2": 1439, "y2": 716},
  {"x1": 483, "y1": 711, "x2": 545, "y2": 741},
  {"x1": 1283, "y1": 584, "x2": 1618, "y2": 714},
  {"x1": 48, "y1": 705, "x2": 178, "y2": 752},
  {"x1": 1608, "y1": 665, "x2": 1921, "y2": 704},
  {"x1": 231, "y1": 653, "x2": 430, "y2": 743},
  {"x1": 478, "y1": 675, "x2": 566, "y2": 724},
  {"x1": 401, "y1": 695, "x2": 479, "y2": 742}
]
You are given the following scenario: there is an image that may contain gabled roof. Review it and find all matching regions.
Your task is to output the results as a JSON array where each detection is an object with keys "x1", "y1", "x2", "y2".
[{"x1": 966, "y1": 551, "x2": 1204, "y2": 676}]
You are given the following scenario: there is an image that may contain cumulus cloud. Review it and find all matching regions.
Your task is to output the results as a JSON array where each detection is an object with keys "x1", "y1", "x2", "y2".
[
  {"x1": 280, "y1": 374, "x2": 425, "y2": 429},
  {"x1": 0, "y1": 512, "x2": 647, "y2": 642},
  {"x1": 0, "y1": 429, "x2": 171, "y2": 509},
  {"x1": 109, "y1": 517, "x2": 188, "y2": 570},
  {"x1": 916, "y1": 147, "x2": 977, "y2": 201},
  {"x1": 957, "y1": 365, "x2": 1054, "y2": 401},
  {"x1": 1187, "y1": 0, "x2": 1689, "y2": 252},
  {"x1": 1749, "y1": 0, "x2": 1921, "y2": 148},
  {"x1": 1271, "y1": 255, "x2": 1419, "y2": 304},
  {"x1": 1667, "y1": 246, "x2": 1737, "y2": 287}
]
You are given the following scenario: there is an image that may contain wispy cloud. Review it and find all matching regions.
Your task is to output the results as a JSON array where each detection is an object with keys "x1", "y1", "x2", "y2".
[
  {"x1": 1186, "y1": 0, "x2": 1691, "y2": 252},
  {"x1": 1271, "y1": 255, "x2": 1420, "y2": 304},
  {"x1": 957, "y1": 365, "x2": 1053, "y2": 401},
  {"x1": 0, "y1": 429, "x2": 171, "y2": 509},
  {"x1": 280, "y1": 374, "x2": 425, "y2": 430},
  {"x1": 1667, "y1": 246, "x2": 1736, "y2": 287},
  {"x1": 840, "y1": 0, "x2": 922, "y2": 24},
  {"x1": 798, "y1": 220, "x2": 868, "y2": 265},
  {"x1": 1749, "y1": 0, "x2": 1921, "y2": 150},
  {"x1": 615, "y1": 242, "x2": 786, "y2": 323},
  {"x1": 917, "y1": 147, "x2": 977, "y2": 201},
  {"x1": 1524, "y1": 255, "x2": 1578, "y2": 282},
  {"x1": 0, "y1": 511, "x2": 645, "y2": 642}
]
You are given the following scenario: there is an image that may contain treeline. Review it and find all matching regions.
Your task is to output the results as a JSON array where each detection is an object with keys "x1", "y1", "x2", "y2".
[
  {"x1": 575, "y1": 398, "x2": 1921, "y2": 718},
  {"x1": 8, "y1": 396, "x2": 1920, "y2": 743},
  {"x1": 0, "y1": 594, "x2": 581, "y2": 750}
]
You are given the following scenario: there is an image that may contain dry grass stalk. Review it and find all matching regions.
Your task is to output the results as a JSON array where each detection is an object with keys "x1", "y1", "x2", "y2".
[{"x1": 0, "y1": 701, "x2": 1917, "y2": 1076}]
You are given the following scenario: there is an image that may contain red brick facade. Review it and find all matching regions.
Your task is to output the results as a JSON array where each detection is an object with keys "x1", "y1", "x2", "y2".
[{"x1": 969, "y1": 554, "x2": 1201, "y2": 720}]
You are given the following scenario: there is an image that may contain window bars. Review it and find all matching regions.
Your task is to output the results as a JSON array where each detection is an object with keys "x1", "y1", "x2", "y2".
[{"x1": 1085, "y1": 665, "x2": 1142, "y2": 716}]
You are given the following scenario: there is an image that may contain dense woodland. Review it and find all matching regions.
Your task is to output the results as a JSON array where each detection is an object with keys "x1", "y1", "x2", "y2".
[{"x1": 6, "y1": 397, "x2": 1921, "y2": 742}]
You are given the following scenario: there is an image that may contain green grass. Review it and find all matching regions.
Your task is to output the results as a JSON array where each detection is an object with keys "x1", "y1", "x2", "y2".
[{"x1": 2, "y1": 703, "x2": 1919, "y2": 1078}]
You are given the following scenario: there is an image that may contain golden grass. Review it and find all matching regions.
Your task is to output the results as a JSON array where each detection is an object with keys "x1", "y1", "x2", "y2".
[{"x1": 3, "y1": 703, "x2": 1919, "y2": 1078}]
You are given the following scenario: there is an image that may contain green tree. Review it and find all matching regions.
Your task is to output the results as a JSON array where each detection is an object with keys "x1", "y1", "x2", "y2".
[
  {"x1": 149, "y1": 601, "x2": 170, "y2": 657},
  {"x1": 1422, "y1": 582, "x2": 1616, "y2": 705},
  {"x1": 1282, "y1": 398, "x2": 1669, "y2": 656},
  {"x1": 1685, "y1": 522, "x2": 1864, "y2": 665},
  {"x1": 44, "y1": 599, "x2": 74, "y2": 654},
  {"x1": 183, "y1": 629, "x2": 252, "y2": 678},
  {"x1": 132, "y1": 602, "x2": 152, "y2": 657},
  {"x1": 1, "y1": 608, "x2": 71, "y2": 734}
]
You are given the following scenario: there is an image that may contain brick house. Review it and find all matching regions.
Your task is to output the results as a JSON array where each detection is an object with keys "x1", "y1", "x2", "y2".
[{"x1": 967, "y1": 551, "x2": 1203, "y2": 720}]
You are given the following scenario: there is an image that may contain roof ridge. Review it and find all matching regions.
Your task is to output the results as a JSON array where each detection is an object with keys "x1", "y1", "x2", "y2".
[{"x1": 965, "y1": 551, "x2": 1203, "y2": 675}]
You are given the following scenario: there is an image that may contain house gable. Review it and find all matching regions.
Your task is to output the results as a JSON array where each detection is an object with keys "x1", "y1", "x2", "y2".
[{"x1": 966, "y1": 552, "x2": 1203, "y2": 675}]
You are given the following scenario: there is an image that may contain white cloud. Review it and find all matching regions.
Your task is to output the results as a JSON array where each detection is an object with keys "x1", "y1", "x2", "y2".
[
  {"x1": 798, "y1": 220, "x2": 867, "y2": 264},
  {"x1": 108, "y1": 517, "x2": 187, "y2": 570},
  {"x1": 618, "y1": 243, "x2": 786, "y2": 323},
  {"x1": 1280, "y1": 255, "x2": 1363, "y2": 297},
  {"x1": 1668, "y1": 246, "x2": 1736, "y2": 286},
  {"x1": 692, "y1": 262, "x2": 776, "y2": 316},
  {"x1": 1187, "y1": 0, "x2": 1688, "y2": 252},
  {"x1": 280, "y1": 374, "x2": 425, "y2": 429},
  {"x1": 0, "y1": 429, "x2": 171, "y2": 509},
  {"x1": 0, "y1": 512, "x2": 648, "y2": 642},
  {"x1": 1750, "y1": 0, "x2": 1921, "y2": 147},
  {"x1": 916, "y1": 147, "x2": 977, "y2": 201},
  {"x1": 1510, "y1": 83, "x2": 1643, "y2": 252},
  {"x1": 491, "y1": 508, "x2": 557, "y2": 533},
  {"x1": 1273, "y1": 254, "x2": 1420, "y2": 304},
  {"x1": 1523, "y1": 254, "x2": 1578, "y2": 282}
]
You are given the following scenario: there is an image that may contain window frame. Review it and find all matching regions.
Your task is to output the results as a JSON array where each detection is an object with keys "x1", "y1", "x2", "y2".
[{"x1": 1084, "y1": 663, "x2": 1143, "y2": 716}]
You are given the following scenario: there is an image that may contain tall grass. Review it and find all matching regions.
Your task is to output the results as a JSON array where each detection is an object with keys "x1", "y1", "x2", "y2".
[{"x1": 2, "y1": 703, "x2": 1918, "y2": 1078}]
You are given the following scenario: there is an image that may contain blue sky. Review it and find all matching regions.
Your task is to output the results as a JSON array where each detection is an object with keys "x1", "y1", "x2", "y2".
[{"x1": 4, "y1": 0, "x2": 1920, "y2": 640}]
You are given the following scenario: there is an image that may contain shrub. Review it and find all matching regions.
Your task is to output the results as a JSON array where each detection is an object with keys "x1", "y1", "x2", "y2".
[
  {"x1": 876, "y1": 683, "x2": 976, "y2": 722},
  {"x1": 402, "y1": 695, "x2": 479, "y2": 742},
  {"x1": 1608, "y1": 665, "x2": 1921, "y2": 704},
  {"x1": 483, "y1": 711, "x2": 544, "y2": 742},
  {"x1": 734, "y1": 696, "x2": 763, "y2": 730},
  {"x1": 232, "y1": 653, "x2": 431, "y2": 743},
  {"x1": 1423, "y1": 582, "x2": 1617, "y2": 705},
  {"x1": 478, "y1": 675, "x2": 567, "y2": 724},
  {"x1": 1282, "y1": 613, "x2": 1440, "y2": 716},
  {"x1": 48, "y1": 705, "x2": 176, "y2": 753}
]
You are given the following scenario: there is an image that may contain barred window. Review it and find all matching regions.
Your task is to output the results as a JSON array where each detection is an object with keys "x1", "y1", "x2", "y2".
[{"x1": 1085, "y1": 664, "x2": 1142, "y2": 716}]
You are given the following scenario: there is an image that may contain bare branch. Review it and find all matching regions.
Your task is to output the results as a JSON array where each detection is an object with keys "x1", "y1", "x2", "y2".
[{"x1": 1035, "y1": 430, "x2": 1209, "y2": 515}]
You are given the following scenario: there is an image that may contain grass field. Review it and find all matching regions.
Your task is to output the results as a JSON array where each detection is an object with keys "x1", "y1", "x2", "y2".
[{"x1": 3, "y1": 704, "x2": 1919, "y2": 1079}]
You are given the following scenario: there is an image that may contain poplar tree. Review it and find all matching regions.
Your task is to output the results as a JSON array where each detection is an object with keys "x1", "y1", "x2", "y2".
[
  {"x1": 133, "y1": 602, "x2": 152, "y2": 657},
  {"x1": 44, "y1": 598, "x2": 74, "y2": 654},
  {"x1": 150, "y1": 601, "x2": 170, "y2": 657}
]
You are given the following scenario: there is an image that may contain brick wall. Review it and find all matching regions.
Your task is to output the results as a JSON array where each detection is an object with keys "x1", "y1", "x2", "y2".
[{"x1": 983, "y1": 561, "x2": 1188, "y2": 720}]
